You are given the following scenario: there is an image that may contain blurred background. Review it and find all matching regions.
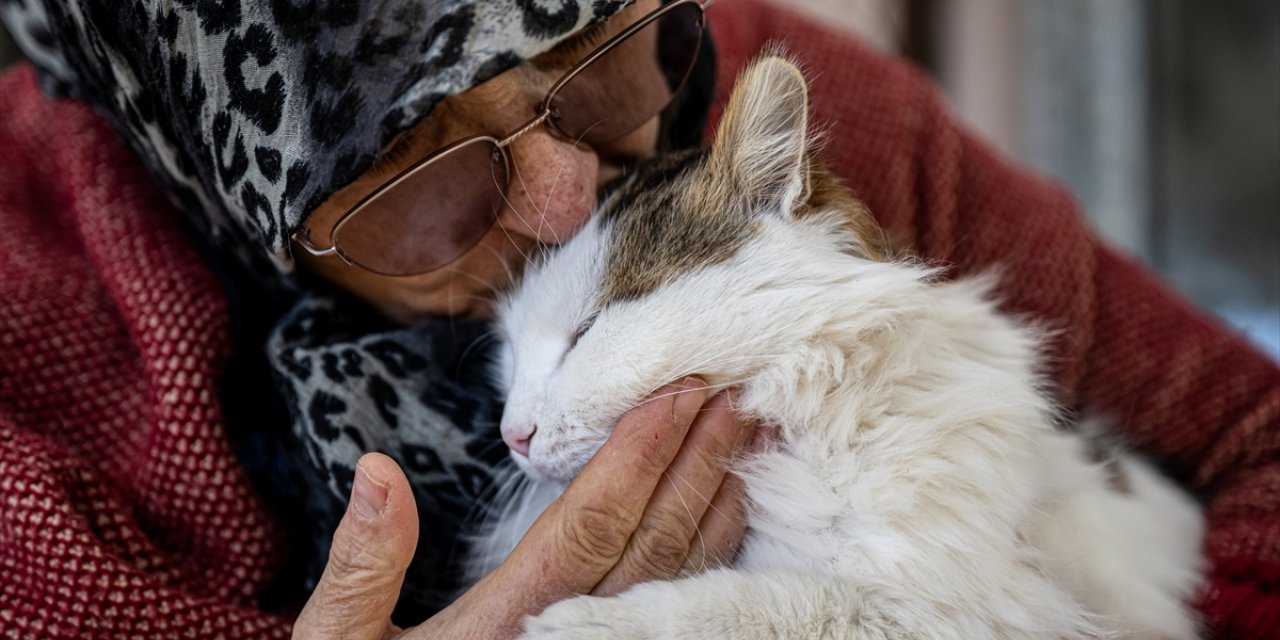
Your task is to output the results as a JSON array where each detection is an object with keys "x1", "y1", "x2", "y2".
[
  {"x1": 774, "y1": 0, "x2": 1280, "y2": 360},
  {"x1": 2, "y1": 1, "x2": 1276, "y2": 359}
]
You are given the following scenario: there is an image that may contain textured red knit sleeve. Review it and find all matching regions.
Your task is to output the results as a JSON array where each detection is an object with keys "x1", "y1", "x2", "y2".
[
  {"x1": 709, "y1": 3, "x2": 1280, "y2": 638},
  {"x1": 0, "y1": 66, "x2": 291, "y2": 638}
]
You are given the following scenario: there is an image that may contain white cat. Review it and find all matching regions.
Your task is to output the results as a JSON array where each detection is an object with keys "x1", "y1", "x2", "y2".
[{"x1": 475, "y1": 54, "x2": 1205, "y2": 639}]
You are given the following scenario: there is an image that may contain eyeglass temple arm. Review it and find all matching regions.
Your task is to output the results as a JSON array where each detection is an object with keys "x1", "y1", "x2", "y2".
[{"x1": 292, "y1": 227, "x2": 338, "y2": 257}]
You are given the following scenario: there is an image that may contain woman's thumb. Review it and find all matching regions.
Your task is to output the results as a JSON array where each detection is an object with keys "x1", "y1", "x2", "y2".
[{"x1": 293, "y1": 453, "x2": 420, "y2": 640}]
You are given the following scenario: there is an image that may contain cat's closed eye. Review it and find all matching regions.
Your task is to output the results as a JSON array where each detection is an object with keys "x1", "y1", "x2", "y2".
[{"x1": 568, "y1": 316, "x2": 597, "y2": 351}]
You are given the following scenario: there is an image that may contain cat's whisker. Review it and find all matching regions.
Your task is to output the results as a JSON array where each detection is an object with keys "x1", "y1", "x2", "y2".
[
  {"x1": 631, "y1": 361, "x2": 786, "y2": 412},
  {"x1": 513, "y1": 162, "x2": 550, "y2": 234},
  {"x1": 492, "y1": 190, "x2": 538, "y2": 268},
  {"x1": 465, "y1": 459, "x2": 521, "y2": 524},
  {"x1": 485, "y1": 459, "x2": 522, "y2": 499},
  {"x1": 436, "y1": 257, "x2": 537, "y2": 316},
  {"x1": 475, "y1": 242, "x2": 523, "y2": 292},
  {"x1": 665, "y1": 468, "x2": 715, "y2": 508},
  {"x1": 477, "y1": 472, "x2": 515, "y2": 516},
  {"x1": 534, "y1": 163, "x2": 570, "y2": 248},
  {"x1": 649, "y1": 351, "x2": 786, "y2": 391},
  {"x1": 663, "y1": 473, "x2": 707, "y2": 570},
  {"x1": 445, "y1": 259, "x2": 509, "y2": 293},
  {"x1": 537, "y1": 128, "x2": 596, "y2": 246},
  {"x1": 469, "y1": 435, "x2": 512, "y2": 467},
  {"x1": 509, "y1": 165, "x2": 564, "y2": 248},
  {"x1": 440, "y1": 263, "x2": 512, "y2": 297},
  {"x1": 508, "y1": 126, "x2": 597, "y2": 247},
  {"x1": 493, "y1": 472, "x2": 534, "y2": 535},
  {"x1": 456, "y1": 330, "x2": 498, "y2": 377},
  {"x1": 666, "y1": 467, "x2": 734, "y2": 529},
  {"x1": 647, "y1": 344, "x2": 786, "y2": 384},
  {"x1": 440, "y1": 289, "x2": 506, "y2": 311},
  {"x1": 494, "y1": 472, "x2": 526, "y2": 521},
  {"x1": 629, "y1": 379, "x2": 756, "y2": 414},
  {"x1": 664, "y1": 467, "x2": 741, "y2": 575},
  {"x1": 703, "y1": 376, "x2": 766, "y2": 394}
]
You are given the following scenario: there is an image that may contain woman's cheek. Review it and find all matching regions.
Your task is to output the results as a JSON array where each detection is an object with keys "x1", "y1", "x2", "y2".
[
  {"x1": 594, "y1": 116, "x2": 661, "y2": 176},
  {"x1": 498, "y1": 129, "x2": 600, "y2": 244}
]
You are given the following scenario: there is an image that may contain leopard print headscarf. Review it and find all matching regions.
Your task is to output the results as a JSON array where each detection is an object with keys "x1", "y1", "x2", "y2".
[
  {"x1": 1, "y1": 0, "x2": 715, "y2": 622},
  {"x1": 1, "y1": 0, "x2": 633, "y2": 273}
]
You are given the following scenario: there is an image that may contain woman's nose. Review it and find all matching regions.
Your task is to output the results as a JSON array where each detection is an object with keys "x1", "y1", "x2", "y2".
[{"x1": 497, "y1": 128, "x2": 599, "y2": 245}]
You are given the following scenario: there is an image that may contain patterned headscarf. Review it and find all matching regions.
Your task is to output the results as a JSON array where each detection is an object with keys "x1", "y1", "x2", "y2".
[
  {"x1": 1, "y1": 0, "x2": 634, "y2": 273},
  {"x1": 1, "y1": 0, "x2": 714, "y2": 622}
]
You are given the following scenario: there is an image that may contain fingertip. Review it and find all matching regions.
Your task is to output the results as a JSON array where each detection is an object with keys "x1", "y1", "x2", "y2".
[
  {"x1": 701, "y1": 390, "x2": 735, "y2": 412},
  {"x1": 684, "y1": 472, "x2": 750, "y2": 575},
  {"x1": 611, "y1": 378, "x2": 706, "y2": 440},
  {"x1": 695, "y1": 391, "x2": 751, "y2": 448},
  {"x1": 678, "y1": 375, "x2": 707, "y2": 390},
  {"x1": 355, "y1": 452, "x2": 404, "y2": 487},
  {"x1": 671, "y1": 377, "x2": 709, "y2": 425},
  {"x1": 296, "y1": 454, "x2": 420, "y2": 640},
  {"x1": 352, "y1": 452, "x2": 419, "y2": 541},
  {"x1": 352, "y1": 465, "x2": 389, "y2": 520}
]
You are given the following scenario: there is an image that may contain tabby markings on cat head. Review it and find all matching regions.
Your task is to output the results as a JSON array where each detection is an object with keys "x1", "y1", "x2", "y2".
[
  {"x1": 595, "y1": 54, "x2": 889, "y2": 308},
  {"x1": 596, "y1": 149, "x2": 754, "y2": 305}
]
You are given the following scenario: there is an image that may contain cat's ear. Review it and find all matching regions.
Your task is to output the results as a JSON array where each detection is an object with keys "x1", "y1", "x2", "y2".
[{"x1": 711, "y1": 53, "x2": 811, "y2": 215}]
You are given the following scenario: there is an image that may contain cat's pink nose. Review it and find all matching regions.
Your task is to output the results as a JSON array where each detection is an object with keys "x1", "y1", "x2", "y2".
[{"x1": 502, "y1": 423, "x2": 536, "y2": 457}]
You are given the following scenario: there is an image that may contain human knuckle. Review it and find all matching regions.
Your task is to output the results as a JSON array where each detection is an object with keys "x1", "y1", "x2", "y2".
[
  {"x1": 558, "y1": 502, "x2": 633, "y2": 566},
  {"x1": 632, "y1": 519, "x2": 691, "y2": 577},
  {"x1": 679, "y1": 547, "x2": 722, "y2": 576}
]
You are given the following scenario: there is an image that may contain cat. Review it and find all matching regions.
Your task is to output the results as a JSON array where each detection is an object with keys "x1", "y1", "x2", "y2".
[{"x1": 473, "y1": 53, "x2": 1205, "y2": 639}]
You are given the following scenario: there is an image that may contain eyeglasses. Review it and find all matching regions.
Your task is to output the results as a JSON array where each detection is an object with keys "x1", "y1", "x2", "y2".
[{"x1": 294, "y1": 0, "x2": 711, "y2": 277}]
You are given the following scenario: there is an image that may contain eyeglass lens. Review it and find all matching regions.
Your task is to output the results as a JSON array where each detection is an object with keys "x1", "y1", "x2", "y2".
[
  {"x1": 334, "y1": 2, "x2": 704, "y2": 276},
  {"x1": 550, "y1": 3, "x2": 704, "y2": 143},
  {"x1": 334, "y1": 139, "x2": 509, "y2": 276}
]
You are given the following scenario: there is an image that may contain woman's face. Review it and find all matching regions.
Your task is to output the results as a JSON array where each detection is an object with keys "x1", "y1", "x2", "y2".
[{"x1": 297, "y1": 0, "x2": 663, "y2": 324}]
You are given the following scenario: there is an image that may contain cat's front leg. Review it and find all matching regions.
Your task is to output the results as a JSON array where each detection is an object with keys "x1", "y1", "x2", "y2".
[{"x1": 519, "y1": 568, "x2": 934, "y2": 640}]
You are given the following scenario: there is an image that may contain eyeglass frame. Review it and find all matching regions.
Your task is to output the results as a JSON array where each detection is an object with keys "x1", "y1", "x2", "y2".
[{"x1": 292, "y1": 0, "x2": 715, "y2": 276}]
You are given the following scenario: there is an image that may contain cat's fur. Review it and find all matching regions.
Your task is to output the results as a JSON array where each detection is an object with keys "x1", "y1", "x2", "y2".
[{"x1": 475, "y1": 54, "x2": 1205, "y2": 639}]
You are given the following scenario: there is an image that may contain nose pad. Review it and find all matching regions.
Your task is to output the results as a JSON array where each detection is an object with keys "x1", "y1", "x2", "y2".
[{"x1": 502, "y1": 422, "x2": 537, "y2": 457}]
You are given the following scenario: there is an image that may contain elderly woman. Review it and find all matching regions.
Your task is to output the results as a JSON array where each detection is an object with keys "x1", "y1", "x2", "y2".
[{"x1": 0, "y1": 1, "x2": 1276, "y2": 639}]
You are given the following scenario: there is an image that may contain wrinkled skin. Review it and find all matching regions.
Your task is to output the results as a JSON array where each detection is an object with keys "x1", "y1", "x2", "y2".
[
  {"x1": 296, "y1": 1, "x2": 658, "y2": 323},
  {"x1": 291, "y1": 3, "x2": 759, "y2": 639}
]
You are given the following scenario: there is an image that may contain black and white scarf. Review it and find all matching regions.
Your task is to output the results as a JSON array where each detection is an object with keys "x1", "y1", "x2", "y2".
[{"x1": 1, "y1": 0, "x2": 713, "y2": 621}]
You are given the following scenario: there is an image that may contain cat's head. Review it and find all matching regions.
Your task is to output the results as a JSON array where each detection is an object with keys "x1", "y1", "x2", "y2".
[{"x1": 495, "y1": 54, "x2": 888, "y2": 483}]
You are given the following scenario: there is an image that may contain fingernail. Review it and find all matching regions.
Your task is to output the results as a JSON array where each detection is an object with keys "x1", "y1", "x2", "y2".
[
  {"x1": 672, "y1": 377, "x2": 707, "y2": 424},
  {"x1": 352, "y1": 464, "x2": 388, "y2": 520}
]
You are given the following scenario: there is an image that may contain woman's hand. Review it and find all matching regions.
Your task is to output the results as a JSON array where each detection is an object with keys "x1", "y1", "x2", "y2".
[{"x1": 292, "y1": 379, "x2": 755, "y2": 640}]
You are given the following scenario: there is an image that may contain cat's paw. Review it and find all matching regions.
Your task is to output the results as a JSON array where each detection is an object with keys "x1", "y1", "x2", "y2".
[{"x1": 519, "y1": 593, "x2": 661, "y2": 640}]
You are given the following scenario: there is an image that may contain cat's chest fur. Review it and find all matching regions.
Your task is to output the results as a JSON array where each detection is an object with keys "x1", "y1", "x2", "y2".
[{"x1": 726, "y1": 274, "x2": 1063, "y2": 574}]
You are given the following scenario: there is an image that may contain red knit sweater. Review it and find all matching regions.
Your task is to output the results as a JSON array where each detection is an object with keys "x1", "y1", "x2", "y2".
[{"x1": 1, "y1": 3, "x2": 1276, "y2": 638}]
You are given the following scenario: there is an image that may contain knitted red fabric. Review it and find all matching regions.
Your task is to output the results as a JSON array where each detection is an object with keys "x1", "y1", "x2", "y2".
[
  {"x1": 0, "y1": 66, "x2": 290, "y2": 637},
  {"x1": 708, "y1": 2, "x2": 1280, "y2": 638},
  {"x1": 0, "y1": 3, "x2": 1277, "y2": 638}
]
